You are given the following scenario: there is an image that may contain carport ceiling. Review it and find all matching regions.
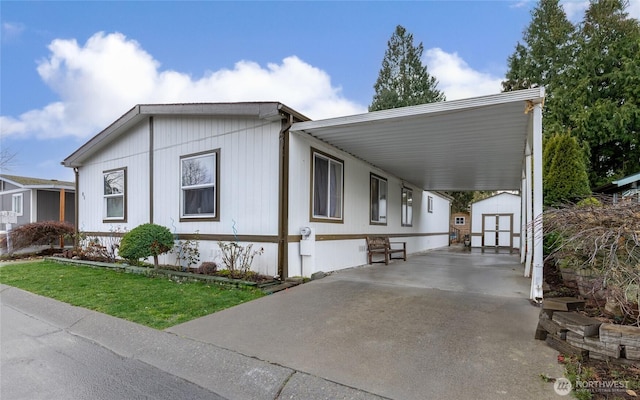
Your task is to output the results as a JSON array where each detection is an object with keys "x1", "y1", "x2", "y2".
[{"x1": 290, "y1": 88, "x2": 545, "y2": 191}]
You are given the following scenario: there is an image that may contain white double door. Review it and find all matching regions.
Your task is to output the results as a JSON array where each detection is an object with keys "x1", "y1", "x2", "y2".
[{"x1": 482, "y1": 214, "x2": 512, "y2": 248}]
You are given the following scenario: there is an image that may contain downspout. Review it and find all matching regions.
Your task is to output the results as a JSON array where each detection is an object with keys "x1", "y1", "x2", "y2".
[
  {"x1": 73, "y1": 167, "x2": 79, "y2": 249},
  {"x1": 59, "y1": 188, "x2": 65, "y2": 248},
  {"x1": 149, "y1": 116, "x2": 154, "y2": 224},
  {"x1": 277, "y1": 111, "x2": 293, "y2": 279}
]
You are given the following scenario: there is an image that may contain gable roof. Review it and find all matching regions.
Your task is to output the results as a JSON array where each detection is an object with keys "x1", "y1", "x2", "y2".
[
  {"x1": 0, "y1": 174, "x2": 75, "y2": 190},
  {"x1": 471, "y1": 192, "x2": 520, "y2": 206},
  {"x1": 62, "y1": 102, "x2": 310, "y2": 168},
  {"x1": 291, "y1": 88, "x2": 544, "y2": 191}
]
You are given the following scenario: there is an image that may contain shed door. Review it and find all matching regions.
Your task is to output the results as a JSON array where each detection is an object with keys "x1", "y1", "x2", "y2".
[{"x1": 482, "y1": 214, "x2": 512, "y2": 248}]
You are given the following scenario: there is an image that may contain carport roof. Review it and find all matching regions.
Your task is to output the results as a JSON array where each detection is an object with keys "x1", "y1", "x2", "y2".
[{"x1": 290, "y1": 88, "x2": 545, "y2": 191}]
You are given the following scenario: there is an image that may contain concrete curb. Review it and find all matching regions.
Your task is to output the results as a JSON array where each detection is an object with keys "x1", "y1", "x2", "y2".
[{"x1": 0, "y1": 285, "x2": 388, "y2": 400}]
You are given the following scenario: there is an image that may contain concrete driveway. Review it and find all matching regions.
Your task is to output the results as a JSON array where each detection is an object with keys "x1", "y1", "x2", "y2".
[{"x1": 168, "y1": 247, "x2": 565, "y2": 399}]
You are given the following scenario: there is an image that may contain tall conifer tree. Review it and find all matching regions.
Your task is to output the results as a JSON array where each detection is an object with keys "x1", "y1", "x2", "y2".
[{"x1": 369, "y1": 25, "x2": 444, "y2": 111}]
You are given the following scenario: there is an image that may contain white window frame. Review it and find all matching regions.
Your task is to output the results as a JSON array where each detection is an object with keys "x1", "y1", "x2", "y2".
[
  {"x1": 401, "y1": 187, "x2": 413, "y2": 227},
  {"x1": 370, "y1": 174, "x2": 388, "y2": 224},
  {"x1": 180, "y1": 150, "x2": 218, "y2": 220},
  {"x1": 103, "y1": 168, "x2": 126, "y2": 221},
  {"x1": 12, "y1": 193, "x2": 23, "y2": 216},
  {"x1": 455, "y1": 216, "x2": 466, "y2": 225},
  {"x1": 428, "y1": 196, "x2": 434, "y2": 213},
  {"x1": 311, "y1": 149, "x2": 344, "y2": 222}
]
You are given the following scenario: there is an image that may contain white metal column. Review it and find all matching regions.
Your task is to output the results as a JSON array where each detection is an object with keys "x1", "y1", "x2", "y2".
[
  {"x1": 530, "y1": 102, "x2": 544, "y2": 300},
  {"x1": 524, "y1": 147, "x2": 533, "y2": 278},
  {"x1": 520, "y1": 169, "x2": 526, "y2": 264}
]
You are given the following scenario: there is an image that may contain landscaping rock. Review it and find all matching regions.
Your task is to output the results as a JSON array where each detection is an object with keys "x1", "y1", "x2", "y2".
[
  {"x1": 599, "y1": 323, "x2": 640, "y2": 347},
  {"x1": 545, "y1": 334, "x2": 588, "y2": 358},
  {"x1": 552, "y1": 311, "x2": 602, "y2": 337},
  {"x1": 566, "y1": 331, "x2": 621, "y2": 358},
  {"x1": 542, "y1": 297, "x2": 585, "y2": 311},
  {"x1": 624, "y1": 345, "x2": 640, "y2": 361}
]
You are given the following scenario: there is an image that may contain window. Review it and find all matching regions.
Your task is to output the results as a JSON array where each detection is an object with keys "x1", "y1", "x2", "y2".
[
  {"x1": 428, "y1": 196, "x2": 434, "y2": 213},
  {"x1": 103, "y1": 168, "x2": 126, "y2": 220},
  {"x1": 181, "y1": 150, "x2": 218, "y2": 219},
  {"x1": 401, "y1": 187, "x2": 413, "y2": 227},
  {"x1": 312, "y1": 149, "x2": 343, "y2": 221},
  {"x1": 12, "y1": 193, "x2": 23, "y2": 216},
  {"x1": 370, "y1": 174, "x2": 387, "y2": 224},
  {"x1": 455, "y1": 216, "x2": 466, "y2": 225}
]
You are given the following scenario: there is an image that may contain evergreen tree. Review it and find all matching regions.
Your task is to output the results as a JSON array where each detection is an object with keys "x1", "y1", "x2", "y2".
[
  {"x1": 543, "y1": 132, "x2": 591, "y2": 206},
  {"x1": 369, "y1": 25, "x2": 444, "y2": 111},
  {"x1": 556, "y1": 0, "x2": 640, "y2": 186},
  {"x1": 502, "y1": 0, "x2": 575, "y2": 128}
]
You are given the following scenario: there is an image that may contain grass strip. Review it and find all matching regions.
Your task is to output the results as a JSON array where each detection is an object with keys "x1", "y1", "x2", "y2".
[{"x1": 0, "y1": 260, "x2": 264, "y2": 329}]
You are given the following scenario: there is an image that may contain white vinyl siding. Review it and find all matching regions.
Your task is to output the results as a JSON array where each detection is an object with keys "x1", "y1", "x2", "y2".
[
  {"x1": 370, "y1": 174, "x2": 387, "y2": 224},
  {"x1": 312, "y1": 150, "x2": 343, "y2": 221},
  {"x1": 180, "y1": 151, "x2": 217, "y2": 218},
  {"x1": 152, "y1": 116, "x2": 280, "y2": 235},
  {"x1": 103, "y1": 169, "x2": 125, "y2": 220},
  {"x1": 401, "y1": 187, "x2": 413, "y2": 227}
]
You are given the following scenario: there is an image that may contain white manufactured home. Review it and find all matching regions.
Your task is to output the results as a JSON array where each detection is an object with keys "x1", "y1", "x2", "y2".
[
  {"x1": 470, "y1": 192, "x2": 521, "y2": 251},
  {"x1": 62, "y1": 103, "x2": 451, "y2": 278},
  {"x1": 63, "y1": 89, "x2": 548, "y2": 300}
]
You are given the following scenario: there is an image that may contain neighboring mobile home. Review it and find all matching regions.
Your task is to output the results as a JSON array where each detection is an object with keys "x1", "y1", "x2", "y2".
[
  {"x1": 0, "y1": 174, "x2": 75, "y2": 232},
  {"x1": 62, "y1": 103, "x2": 451, "y2": 278},
  {"x1": 593, "y1": 172, "x2": 640, "y2": 203},
  {"x1": 470, "y1": 192, "x2": 521, "y2": 252}
]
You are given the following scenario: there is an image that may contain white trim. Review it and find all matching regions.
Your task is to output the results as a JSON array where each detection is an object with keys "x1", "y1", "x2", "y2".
[
  {"x1": 12, "y1": 193, "x2": 23, "y2": 216},
  {"x1": 531, "y1": 102, "x2": 544, "y2": 301},
  {"x1": 524, "y1": 151, "x2": 533, "y2": 278},
  {"x1": 292, "y1": 88, "x2": 545, "y2": 132}
]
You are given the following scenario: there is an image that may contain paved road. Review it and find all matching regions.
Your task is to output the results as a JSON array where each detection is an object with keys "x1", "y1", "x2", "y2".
[{"x1": 1, "y1": 300, "x2": 226, "y2": 400}]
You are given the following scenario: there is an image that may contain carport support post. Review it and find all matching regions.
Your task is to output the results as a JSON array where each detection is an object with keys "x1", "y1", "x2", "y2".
[
  {"x1": 520, "y1": 169, "x2": 526, "y2": 264},
  {"x1": 524, "y1": 147, "x2": 533, "y2": 278},
  {"x1": 530, "y1": 102, "x2": 544, "y2": 301}
]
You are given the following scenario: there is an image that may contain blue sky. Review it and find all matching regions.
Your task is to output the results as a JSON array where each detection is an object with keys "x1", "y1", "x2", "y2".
[{"x1": 1, "y1": 1, "x2": 638, "y2": 182}]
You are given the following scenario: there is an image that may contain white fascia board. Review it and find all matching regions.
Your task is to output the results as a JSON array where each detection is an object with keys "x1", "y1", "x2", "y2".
[
  {"x1": 62, "y1": 105, "x2": 142, "y2": 168},
  {"x1": 62, "y1": 102, "x2": 295, "y2": 168},
  {"x1": 291, "y1": 88, "x2": 545, "y2": 133}
]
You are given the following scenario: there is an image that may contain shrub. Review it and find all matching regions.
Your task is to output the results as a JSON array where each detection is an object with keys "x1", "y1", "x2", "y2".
[
  {"x1": 218, "y1": 241, "x2": 264, "y2": 276},
  {"x1": 0, "y1": 221, "x2": 74, "y2": 254},
  {"x1": 75, "y1": 227, "x2": 125, "y2": 262},
  {"x1": 119, "y1": 224, "x2": 174, "y2": 268},
  {"x1": 198, "y1": 261, "x2": 218, "y2": 275},
  {"x1": 543, "y1": 198, "x2": 640, "y2": 325},
  {"x1": 172, "y1": 234, "x2": 200, "y2": 270}
]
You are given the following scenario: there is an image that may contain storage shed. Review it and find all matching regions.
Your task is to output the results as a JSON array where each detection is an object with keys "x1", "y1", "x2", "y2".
[{"x1": 470, "y1": 192, "x2": 521, "y2": 251}]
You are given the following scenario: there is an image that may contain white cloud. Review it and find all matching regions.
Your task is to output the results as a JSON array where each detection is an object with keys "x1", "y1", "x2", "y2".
[
  {"x1": 627, "y1": 0, "x2": 640, "y2": 20},
  {"x1": 424, "y1": 48, "x2": 503, "y2": 101},
  {"x1": 561, "y1": 0, "x2": 640, "y2": 21},
  {"x1": 560, "y1": 0, "x2": 589, "y2": 21},
  {"x1": 1, "y1": 22, "x2": 25, "y2": 41},
  {"x1": 1, "y1": 31, "x2": 365, "y2": 140}
]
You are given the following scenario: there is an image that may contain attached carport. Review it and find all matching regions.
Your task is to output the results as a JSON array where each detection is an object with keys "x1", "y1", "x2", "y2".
[{"x1": 290, "y1": 88, "x2": 545, "y2": 300}]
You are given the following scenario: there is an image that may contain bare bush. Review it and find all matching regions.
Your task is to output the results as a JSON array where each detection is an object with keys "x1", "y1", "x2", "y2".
[
  {"x1": 543, "y1": 196, "x2": 640, "y2": 325},
  {"x1": 1, "y1": 221, "x2": 74, "y2": 253}
]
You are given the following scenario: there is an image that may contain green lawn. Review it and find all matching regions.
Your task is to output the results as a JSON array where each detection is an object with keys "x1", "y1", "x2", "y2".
[{"x1": 0, "y1": 260, "x2": 264, "y2": 329}]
